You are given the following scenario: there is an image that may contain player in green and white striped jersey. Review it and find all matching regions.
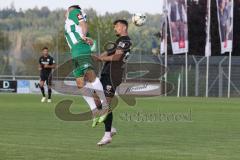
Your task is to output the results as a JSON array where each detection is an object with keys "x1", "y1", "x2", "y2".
[{"x1": 65, "y1": 5, "x2": 109, "y2": 128}]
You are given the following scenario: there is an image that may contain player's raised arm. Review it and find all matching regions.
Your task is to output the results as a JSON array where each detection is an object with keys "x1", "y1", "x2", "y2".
[
  {"x1": 79, "y1": 20, "x2": 88, "y2": 39},
  {"x1": 97, "y1": 40, "x2": 131, "y2": 62},
  {"x1": 93, "y1": 50, "x2": 122, "y2": 62},
  {"x1": 99, "y1": 50, "x2": 123, "y2": 61}
]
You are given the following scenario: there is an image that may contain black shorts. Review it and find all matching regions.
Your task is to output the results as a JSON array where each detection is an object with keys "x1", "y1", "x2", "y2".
[
  {"x1": 100, "y1": 74, "x2": 120, "y2": 98},
  {"x1": 40, "y1": 73, "x2": 52, "y2": 86}
]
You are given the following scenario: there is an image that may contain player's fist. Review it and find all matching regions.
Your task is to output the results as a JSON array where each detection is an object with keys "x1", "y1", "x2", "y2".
[
  {"x1": 86, "y1": 38, "x2": 93, "y2": 46},
  {"x1": 82, "y1": 36, "x2": 93, "y2": 46}
]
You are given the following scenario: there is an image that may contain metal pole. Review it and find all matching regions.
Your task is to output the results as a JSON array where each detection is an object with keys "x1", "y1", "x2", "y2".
[
  {"x1": 97, "y1": 26, "x2": 101, "y2": 78},
  {"x1": 97, "y1": 26, "x2": 101, "y2": 56},
  {"x1": 164, "y1": 23, "x2": 168, "y2": 96},
  {"x1": 164, "y1": 0, "x2": 168, "y2": 96},
  {"x1": 185, "y1": 52, "x2": 188, "y2": 96},
  {"x1": 181, "y1": 66, "x2": 184, "y2": 96},
  {"x1": 205, "y1": 0, "x2": 211, "y2": 98},
  {"x1": 206, "y1": 56, "x2": 209, "y2": 97},
  {"x1": 193, "y1": 56, "x2": 205, "y2": 96},
  {"x1": 218, "y1": 57, "x2": 227, "y2": 97},
  {"x1": 177, "y1": 73, "x2": 181, "y2": 97},
  {"x1": 227, "y1": 52, "x2": 232, "y2": 98},
  {"x1": 56, "y1": 31, "x2": 59, "y2": 80},
  {"x1": 195, "y1": 58, "x2": 199, "y2": 96}
]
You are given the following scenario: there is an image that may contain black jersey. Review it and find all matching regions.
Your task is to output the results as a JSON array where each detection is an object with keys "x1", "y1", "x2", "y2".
[
  {"x1": 39, "y1": 55, "x2": 55, "y2": 75},
  {"x1": 101, "y1": 36, "x2": 131, "y2": 85}
]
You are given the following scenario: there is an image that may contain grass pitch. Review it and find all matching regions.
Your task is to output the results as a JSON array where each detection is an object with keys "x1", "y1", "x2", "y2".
[{"x1": 0, "y1": 94, "x2": 240, "y2": 160}]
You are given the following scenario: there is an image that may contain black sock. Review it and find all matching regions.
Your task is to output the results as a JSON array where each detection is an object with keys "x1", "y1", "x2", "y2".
[
  {"x1": 104, "y1": 112, "x2": 113, "y2": 132},
  {"x1": 40, "y1": 86, "x2": 45, "y2": 97},
  {"x1": 48, "y1": 88, "x2": 52, "y2": 99}
]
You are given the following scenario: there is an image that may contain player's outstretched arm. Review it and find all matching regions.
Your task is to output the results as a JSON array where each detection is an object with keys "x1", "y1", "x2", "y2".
[
  {"x1": 92, "y1": 49, "x2": 123, "y2": 62},
  {"x1": 91, "y1": 51, "x2": 107, "y2": 61},
  {"x1": 79, "y1": 21, "x2": 88, "y2": 41},
  {"x1": 99, "y1": 51, "x2": 108, "y2": 58},
  {"x1": 100, "y1": 49, "x2": 123, "y2": 62}
]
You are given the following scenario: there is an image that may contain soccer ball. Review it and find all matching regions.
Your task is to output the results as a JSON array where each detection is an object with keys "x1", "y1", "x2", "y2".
[{"x1": 132, "y1": 13, "x2": 146, "y2": 26}]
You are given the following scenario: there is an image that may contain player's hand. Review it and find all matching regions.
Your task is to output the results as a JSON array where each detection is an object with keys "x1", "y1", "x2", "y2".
[
  {"x1": 82, "y1": 37, "x2": 93, "y2": 46},
  {"x1": 86, "y1": 37, "x2": 93, "y2": 46},
  {"x1": 38, "y1": 67, "x2": 42, "y2": 71}
]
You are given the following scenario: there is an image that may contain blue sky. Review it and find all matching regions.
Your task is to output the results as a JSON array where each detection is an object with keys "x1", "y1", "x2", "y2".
[{"x1": 1, "y1": 0, "x2": 164, "y2": 14}]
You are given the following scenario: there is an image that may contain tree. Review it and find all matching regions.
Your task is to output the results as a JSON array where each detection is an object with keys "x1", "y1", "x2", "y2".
[
  {"x1": 54, "y1": 29, "x2": 69, "y2": 54},
  {"x1": 0, "y1": 31, "x2": 10, "y2": 50},
  {"x1": 40, "y1": 6, "x2": 50, "y2": 17},
  {"x1": 88, "y1": 15, "x2": 116, "y2": 52},
  {"x1": 0, "y1": 30, "x2": 11, "y2": 74}
]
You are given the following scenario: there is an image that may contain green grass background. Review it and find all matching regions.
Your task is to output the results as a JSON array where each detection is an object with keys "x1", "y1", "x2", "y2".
[{"x1": 0, "y1": 94, "x2": 240, "y2": 160}]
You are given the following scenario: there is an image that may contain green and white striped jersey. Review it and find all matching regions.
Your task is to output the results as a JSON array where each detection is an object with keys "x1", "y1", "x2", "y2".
[{"x1": 64, "y1": 9, "x2": 87, "y2": 49}]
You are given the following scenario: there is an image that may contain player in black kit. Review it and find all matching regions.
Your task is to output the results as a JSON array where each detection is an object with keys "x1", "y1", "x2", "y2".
[
  {"x1": 92, "y1": 19, "x2": 131, "y2": 146},
  {"x1": 38, "y1": 47, "x2": 56, "y2": 103}
]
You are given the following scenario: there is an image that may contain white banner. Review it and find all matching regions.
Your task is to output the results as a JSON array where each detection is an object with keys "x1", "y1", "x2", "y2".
[
  {"x1": 14, "y1": 80, "x2": 78, "y2": 94},
  {"x1": 167, "y1": 0, "x2": 188, "y2": 54},
  {"x1": 27, "y1": 80, "x2": 59, "y2": 94},
  {"x1": 216, "y1": 0, "x2": 234, "y2": 54},
  {"x1": 30, "y1": 80, "x2": 63, "y2": 94},
  {"x1": 29, "y1": 80, "x2": 41, "y2": 94}
]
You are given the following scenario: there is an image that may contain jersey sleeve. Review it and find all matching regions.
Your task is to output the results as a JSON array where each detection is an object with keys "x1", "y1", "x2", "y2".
[
  {"x1": 50, "y1": 57, "x2": 56, "y2": 65},
  {"x1": 116, "y1": 39, "x2": 132, "y2": 51},
  {"x1": 116, "y1": 38, "x2": 132, "y2": 62},
  {"x1": 39, "y1": 57, "x2": 42, "y2": 64},
  {"x1": 68, "y1": 9, "x2": 85, "y2": 25}
]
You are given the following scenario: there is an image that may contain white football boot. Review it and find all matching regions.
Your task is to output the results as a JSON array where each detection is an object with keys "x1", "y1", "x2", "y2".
[
  {"x1": 97, "y1": 136, "x2": 112, "y2": 146},
  {"x1": 111, "y1": 127, "x2": 117, "y2": 137},
  {"x1": 41, "y1": 97, "x2": 46, "y2": 103},
  {"x1": 97, "y1": 127, "x2": 116, "y2": 146}
]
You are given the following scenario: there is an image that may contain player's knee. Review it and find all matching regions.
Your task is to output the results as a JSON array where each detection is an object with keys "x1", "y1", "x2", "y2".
[
  {"x1": 77, "y1": 83, "x2": 84, "y2": 89},
  {"x1": 77, "y1": 84, "x2": 84, "y2": 89},
  {"x1": 85, "y1": 70, "x2": 96, "y2": 82},
  {"x1": 39, "y1": 82, "x2": 44, "y2": 87},
  {"x1": 88, "y1": 77, "x2": 96, "y2": 83},
  {"x1": 76, "y1": 77, "x2": 85, "y2": 89}
]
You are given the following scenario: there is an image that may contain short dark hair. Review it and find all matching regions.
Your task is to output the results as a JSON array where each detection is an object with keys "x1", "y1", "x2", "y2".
[
  {"x1": 42, "y1": 47, "x2": 48, "y2": 50},
  {"x1": 113, "y1": 19, "x2": 128, "y2": 28},
  {"x1": 68, "y1": 5, "x2": 81, "y2": 10}
]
